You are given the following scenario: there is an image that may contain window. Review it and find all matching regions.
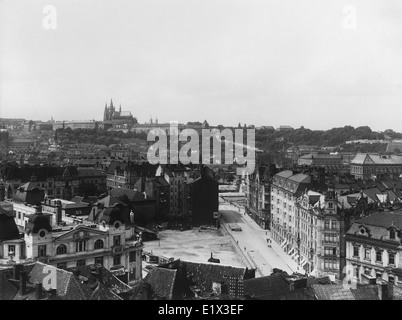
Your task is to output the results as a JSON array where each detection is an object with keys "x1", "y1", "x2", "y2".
[
  {"x1": 376, "y1": 251, "x2": 382, "y2": 262},
  {"x1": 389, "y1": 252, "x2": 395, "y2": 265},
  {"x1": 57, "y1": 262, "x2": 67, "y2": 269},
  {"x1": 113, "y1": 235, "x2": 121, "y2": 247},
  {"x1": 364, "y1": 248, "x2": 371, "y2": 261},
  {"x1": 353, "y1": 246, "x2": 359, "y2": 257},
  {"x1": 95, "y1": 257, "x2": 103, "y2": 266},
  {"x1": 129, "y1": 251, "x2": 136, "y2": 262},
  {"x1": 328, "y1": 202, "x2": 333, "y2": 209},
  {"x1": 8, "y1": 245, "x2": 15, "y2": 256},
  {"x1": 113, "y1": 254, "x2": 121, "y2": 266},
  {"x1": 56, "y1": 244, "x2": 67, "y2": 255},
  {"x1": 77, "y1": 259, "x2": 86, "y2": 267},
  {"x1": 38, "y1": 245, "x2": 47, "y2": 258},
  {"x1": 390, "y1": 229, "x2": 396, "y2": 240},
  {"x1": 324, "y1": 221, "x2": 330, "y2": 230},
  {"x1": 76, "y1": 241, "x2": 86, "y2": 252},
  {"x1": 94, "y1": 239, "x2": 104, "y2": 250}
]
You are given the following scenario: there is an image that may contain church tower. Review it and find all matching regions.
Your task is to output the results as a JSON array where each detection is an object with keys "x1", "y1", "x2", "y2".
[{"x1": 104, "y1": 103, "x2": 108, "y2": 121}]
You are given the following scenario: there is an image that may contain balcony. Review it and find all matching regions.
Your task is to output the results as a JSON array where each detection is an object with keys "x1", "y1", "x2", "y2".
[
  {"x1": 112, "y1": 245, "x2": 123, "y2": 253},
  {"x1": 322, "y1": 241, "x2": 339, "y2": 246}
]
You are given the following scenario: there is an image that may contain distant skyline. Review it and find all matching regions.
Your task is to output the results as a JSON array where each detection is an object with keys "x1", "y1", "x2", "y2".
[{"x1": 1, "y1": 0, "x2": 402, "y2": 131}]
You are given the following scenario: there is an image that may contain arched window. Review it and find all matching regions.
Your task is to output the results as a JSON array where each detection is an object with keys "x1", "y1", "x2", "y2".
[
  {"x1": 56, "y1": 244, "x2": 67, "y2": 255},
  {"x1": 94, "y1": 239, "x2": 104, "y2": 250}
]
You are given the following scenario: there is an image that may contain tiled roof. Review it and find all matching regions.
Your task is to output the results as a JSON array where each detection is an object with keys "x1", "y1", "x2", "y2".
[
  {"x1": 306, "y1": 276, "x2": 331, "y2": 286},
  {"x1": 312, "y1": 284, "x2": 355, "y2": 300},
  {"x1": 350, "y1": 285, "x2": 379, "y2": 300},
  {"x1": 280, "y1": 287, "x2": 316, "y2": 300},
  {"x1": 68, "y1": 265, "x2": 132, "y2": 296},
  {"x1": 275, "y1": 170, "x2": 293, "y2": 179},
  {"x1": 351, "y1": 209, "x2": 402, "y2": 229},
  {"x1": 244, "y1": 273, "x2": 291, "y2": 300},
  {"x1": 0, "y1": 268, "x2": 19, "y2": 300},
  {"x1": 351, "y1": 153, "x2": 402, "y2": 165},
  {"x1": 143, "y1": 267, "x2": 177, "y2": 299},
  {"x1": 159, "y1": 260, "x2": 246, "y2": 295}
]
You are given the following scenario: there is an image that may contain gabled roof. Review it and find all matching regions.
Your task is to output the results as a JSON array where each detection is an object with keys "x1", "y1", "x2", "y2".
[
  {"x1": 312, "y1": 284, "x2": 355, "y2": 300},
  {"x1": 53, "y1": 224, "x2": 106, "y2": 241},
  {"x1": 142, "y1": 267, "x2": 177, "y2": 299},
  {"x1": 68, "y1": 265, "x2": 132, "y2": 296},
  {"x1": 351, "y1": 209, "x2": 402, "y2": 229},
  {"x1": 351, "y1": 153, "x2": 402, "y2": 165},
  {"x1": 0, "y1": 268, "x2": 19, "y2": 300},
  {"x1": 244, "y1": 273, "x2": 290, "y2": 300},
  {"x1": 159, "y1": 259, "x2": 246, "y2": 295},
  {"x1": 110, "y1": 188, "x2": 147, "y2": 202}
]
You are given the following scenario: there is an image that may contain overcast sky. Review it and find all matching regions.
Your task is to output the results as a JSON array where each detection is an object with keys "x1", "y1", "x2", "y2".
[{"x1": 1, "y1": 0, "x2": 402, "y2": 131}]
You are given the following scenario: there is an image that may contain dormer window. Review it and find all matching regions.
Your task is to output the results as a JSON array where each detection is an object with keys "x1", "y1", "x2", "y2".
[
  {"x1": 390, "y1": 229, "x2": 396, "y2": 240},
  {"x1": 328, "y1": 202, "x2": 333, "y2": 209}
]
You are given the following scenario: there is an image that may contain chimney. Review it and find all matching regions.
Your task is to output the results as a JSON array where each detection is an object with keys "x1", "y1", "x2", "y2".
[
  {"x1": 14, "y1": 264, "x2": 23, "y2": 280},
  {"x1": 48, "y1": 288, "x2": 57, "y2": 298},
  {"x1": 0, "y1": 184, "x2": 5, "y2": 201},
  {"x1": 55, "y1": 200, "x2": 62, "y2": 225},
  {"x1": 142, "y1": 282, "x2": 152, "y2": 300},
  {"x1": 35, "y1": 282, "x2": 43, "y2": 300},
  {"x1": 388, "y1": 281, "x2": 394, "y2": 300},
  {"x1": 97, "y1": 266, "x2": 103, "y2": 284},
  {"x1": 19, "y1": 271, "x2": 27, "y2": 295},
  {"x1": 378, "y1": 281, "x2": 390, "y2": 300}
]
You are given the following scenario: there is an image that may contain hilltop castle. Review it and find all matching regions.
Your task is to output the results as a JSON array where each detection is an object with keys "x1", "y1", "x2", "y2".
[{"x1": 103, "y1": 99, "x2": 137, "y2": 128}]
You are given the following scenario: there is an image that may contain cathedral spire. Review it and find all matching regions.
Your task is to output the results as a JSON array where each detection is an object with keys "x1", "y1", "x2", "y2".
[
  {"x1": 110, "y1": 99, "x2": 114, "y2": 108},
  {"x1": 119, "y1": 104, "x2": 121, "y2": 113}
]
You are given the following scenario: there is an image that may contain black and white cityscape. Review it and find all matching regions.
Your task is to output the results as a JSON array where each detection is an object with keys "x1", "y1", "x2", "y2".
[{"x1": 1, "y1": 0, "x2": 402, "y2": 305}]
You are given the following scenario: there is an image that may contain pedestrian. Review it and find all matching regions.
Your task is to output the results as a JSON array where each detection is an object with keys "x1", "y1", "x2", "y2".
[
  {"x1": 244, "y1": 247, "x2": 246, "y2": 251},
  {"x1": 237, "y1": 240, "x2": 238, "y2": 244}
]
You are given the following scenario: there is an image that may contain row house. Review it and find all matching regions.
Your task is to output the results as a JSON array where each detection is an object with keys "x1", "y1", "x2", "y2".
[
  {"x1": 345, "y1": 209, "x2": 402, "y2": 286},
  {"x1": 271, "y1": 170, "x2": 347, "y2": 279},
  {"x1": 245, "y1": 163, "x2": 273, "y2": 230},
  {"x1": 295, "y1": 188, "x2": 347, "y2": 279},
  {"x1": 106, "y1": 160, "x2": 158, "y2": 190},
  {"x1": 157, "y1": 164, "x2": 192, "y2": 218},
  {"x1": 0, "y1": 163, "x2": 106, "y2": 200},
  {"x1": 271, "y1": 170, "x2": 312, "y2": 251}
]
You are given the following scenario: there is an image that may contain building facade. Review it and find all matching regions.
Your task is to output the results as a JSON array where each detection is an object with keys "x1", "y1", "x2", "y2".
[
  {"x1": 245, "y1": 164, "x2": 272, "y2": 229},
  {"x1": 0, "y1": 202, "x2": 143, "y2": 282},
  {"x1": 345, "y1": 210, "x2": 402, "y2": 286},
  {"x1": 350, "y1": 153, "x2": 402, "y2": 180}
]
